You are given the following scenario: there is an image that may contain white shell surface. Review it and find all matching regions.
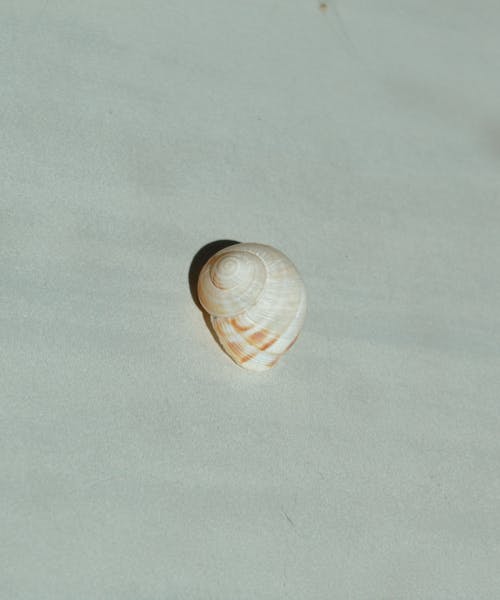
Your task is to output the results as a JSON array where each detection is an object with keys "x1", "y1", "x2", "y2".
[{"x1": 197, "y1": 243, "x2": 306, "y2": 371}]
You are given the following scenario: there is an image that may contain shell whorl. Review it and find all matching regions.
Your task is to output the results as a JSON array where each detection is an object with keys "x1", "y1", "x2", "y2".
[
  {"x1": 197, "y1": 243, "x2": 306, "y2": 371},
  {"x1": 197, "y1": 247, "x2": 267, "y2": 317}
]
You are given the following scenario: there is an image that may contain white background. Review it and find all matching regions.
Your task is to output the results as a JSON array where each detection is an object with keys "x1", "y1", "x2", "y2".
[{"x1": 1, "y1": 1, "x2": 500, "y2": 598}]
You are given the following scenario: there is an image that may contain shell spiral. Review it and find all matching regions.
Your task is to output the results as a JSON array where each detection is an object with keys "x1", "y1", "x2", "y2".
[{"x1": 197, "y1": 243, "x2": 306, "y2": 371}]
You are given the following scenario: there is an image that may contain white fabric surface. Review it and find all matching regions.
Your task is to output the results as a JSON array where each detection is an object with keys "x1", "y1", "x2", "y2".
[{"x1": 1, "y1": 1, "x2": 499, "y2": 598}]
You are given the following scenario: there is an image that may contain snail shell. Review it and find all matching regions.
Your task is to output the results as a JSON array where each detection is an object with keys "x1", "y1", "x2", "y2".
[{"x1": 197, "y1": 243, "x2": 306, "y2": 371}]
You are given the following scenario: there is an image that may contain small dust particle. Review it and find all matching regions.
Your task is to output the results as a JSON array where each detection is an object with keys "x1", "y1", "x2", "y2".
[{"x1": 319, "y1": 2, "x2": 328, "y2": 12}]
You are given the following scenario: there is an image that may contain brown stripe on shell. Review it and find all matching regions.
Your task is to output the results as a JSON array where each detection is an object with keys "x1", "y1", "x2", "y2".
[
  {"x1": 229, "y1": 317, "x2": 253, "y2": 332},
  {"x1": 224, "y1": 338, "x2": 257, "y2": 364},
  {"x1": 284, "y1": 334, "x2": 299, "y2": 353},
  {"x1": 239, "y1": 351, "x2": 258, "y2": 364},
  {"x1": 213, "y1": 317, "x2": 258, "y2": 364},
  {"x1": 248, "y1": 329, "x2": 278, "y2": 351}
]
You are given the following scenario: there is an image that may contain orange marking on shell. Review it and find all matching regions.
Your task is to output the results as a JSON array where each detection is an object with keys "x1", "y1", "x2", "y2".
[
  {"x1": 239, "y1": 351, "x2": 257, "y2": 364},
  {"x1": 225, "y1": 339, "x2": 256, "y2": 364},
  {"x1": 260, "y1": 336, "x2": 279, "y2": 351},
  {"x1": 230, "y1": 317, "x2": 252, "y2": 332},
  {"x1": 248, "y1": 329, "x2": 277, "y2": 351}
]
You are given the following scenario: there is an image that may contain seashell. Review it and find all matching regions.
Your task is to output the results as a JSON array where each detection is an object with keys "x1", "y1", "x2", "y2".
[{"x1": 197, "y1": 243, "x2": 306, "y2": 371}]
